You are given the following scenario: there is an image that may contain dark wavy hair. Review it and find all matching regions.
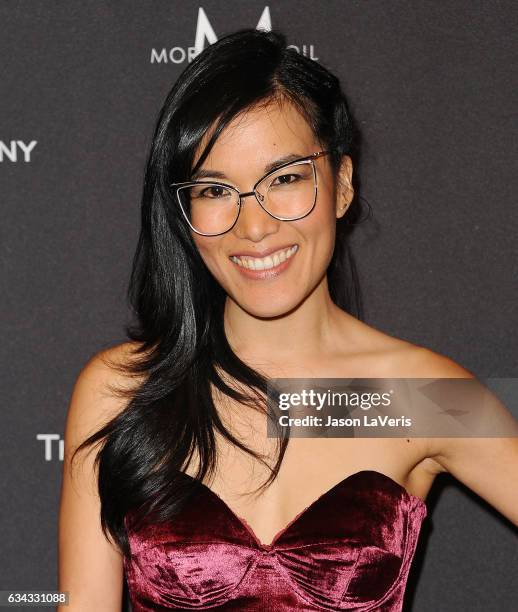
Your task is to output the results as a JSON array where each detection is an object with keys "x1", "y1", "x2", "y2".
[{"x1": 71, "y1": 27, "x2": 366, "y2": 558}]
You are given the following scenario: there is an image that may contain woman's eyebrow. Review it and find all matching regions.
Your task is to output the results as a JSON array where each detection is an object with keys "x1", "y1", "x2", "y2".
[{"x1": 191, "y1": 153, "x2": 305, "y2": 181}]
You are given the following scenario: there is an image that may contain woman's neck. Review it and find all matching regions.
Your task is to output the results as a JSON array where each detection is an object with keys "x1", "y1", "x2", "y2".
[{"x1": 223, "y1": 279, "x2": 355, "y2": 368}]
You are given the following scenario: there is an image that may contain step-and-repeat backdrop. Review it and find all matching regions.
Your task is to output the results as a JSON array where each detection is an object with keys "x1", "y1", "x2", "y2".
[{"x1": 2, "y1": 2, "x2": 516, "y2": 611}]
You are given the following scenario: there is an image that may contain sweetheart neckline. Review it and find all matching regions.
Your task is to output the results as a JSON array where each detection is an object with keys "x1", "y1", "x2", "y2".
[{"x1": 184, "y1": 469, "x2": 427, "y2": 550}]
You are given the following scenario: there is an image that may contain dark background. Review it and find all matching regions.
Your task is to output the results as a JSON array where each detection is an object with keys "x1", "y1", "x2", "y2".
[{"x1": 1, "y1": 2, "x2": 516, "y2": 610}]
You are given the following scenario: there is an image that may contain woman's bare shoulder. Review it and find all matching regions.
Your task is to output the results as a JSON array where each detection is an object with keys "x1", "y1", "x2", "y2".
[
  {"x1": 349, "y1": 323, "x2": 478, "y2": 476},
  {"x1": 389, "y1": 341, "x2": 475, "y2": 379},
  {"x1": 83, "y1": 340, "x2": 149, "y2": 384},
  {"x1": 69, "y1": 341, "x2": 149, "y2": 429},
  {"x1": 347, "y1": 316, "x2": 475, "y2": 379}
]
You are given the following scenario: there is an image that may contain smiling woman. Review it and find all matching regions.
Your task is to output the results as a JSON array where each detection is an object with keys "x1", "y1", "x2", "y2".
[
  {"x1": 57, "y1": 27, "x2": 518, "y2": 612},
  {"x1": 185, "y1": 101, "x2": 354, "y2": 317}
]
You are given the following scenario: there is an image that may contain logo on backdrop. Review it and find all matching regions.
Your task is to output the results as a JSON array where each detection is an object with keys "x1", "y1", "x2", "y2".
[
  {"x1": 151, "y1": 6, "x2": 318, "y2": 65},
  {"x1": 0, "y1": 140, "x2": 37, "y2": 162},
  {"x1": 37, "y1": 434, "x2": 64, "y2": 461}
]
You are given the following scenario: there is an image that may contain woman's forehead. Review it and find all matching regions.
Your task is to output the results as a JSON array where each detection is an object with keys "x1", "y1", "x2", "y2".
[{"x1": 193, "y1": 99, "x2": 317, "y2": 170}]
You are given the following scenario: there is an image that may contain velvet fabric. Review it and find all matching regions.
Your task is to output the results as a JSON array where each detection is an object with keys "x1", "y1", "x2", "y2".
[{"x1": 124, "y1": 469, "x2": 427, "y2": 611}]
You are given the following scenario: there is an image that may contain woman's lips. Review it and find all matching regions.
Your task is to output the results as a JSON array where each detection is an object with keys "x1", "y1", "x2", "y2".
[{"x1": 229, "y1": 245, "x2": 299, "y2": 280}]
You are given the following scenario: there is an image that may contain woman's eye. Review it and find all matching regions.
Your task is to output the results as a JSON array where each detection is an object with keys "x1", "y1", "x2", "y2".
[
  {"x1": 272, "y1": 173, "x2": 300, "y2": 185},
  {"x1": 200, "y1": 186, "x2": 228, "y2": 198}
]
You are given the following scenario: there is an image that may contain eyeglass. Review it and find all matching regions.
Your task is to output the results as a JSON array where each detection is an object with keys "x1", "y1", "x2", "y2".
[{"x1": 169, "y1": 150, "x2": 330, "y2": 236}]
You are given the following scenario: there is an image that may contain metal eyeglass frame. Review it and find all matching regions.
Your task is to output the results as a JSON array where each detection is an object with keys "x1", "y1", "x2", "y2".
[{"x1": 169, "y1": 150, "x2": 331, "y2": 236}]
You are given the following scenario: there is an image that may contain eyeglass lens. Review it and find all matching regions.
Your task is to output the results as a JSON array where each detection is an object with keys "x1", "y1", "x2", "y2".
[{"x1": 177, "y1": 160, "x2": 317, "y2": 235}]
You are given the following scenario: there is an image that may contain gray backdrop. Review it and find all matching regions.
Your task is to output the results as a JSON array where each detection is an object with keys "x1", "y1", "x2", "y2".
[{"x1": 1, "y1": 1, "x2": 517, "y2": 611}]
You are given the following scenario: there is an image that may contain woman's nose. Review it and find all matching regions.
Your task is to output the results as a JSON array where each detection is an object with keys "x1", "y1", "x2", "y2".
[{"x1": 232, "y1": 192, "x2": 280, "y2": 241}]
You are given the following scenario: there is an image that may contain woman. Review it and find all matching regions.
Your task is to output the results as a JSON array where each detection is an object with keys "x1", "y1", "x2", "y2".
[{"x1": 58, "y1": 28, "x2": 518, "y2": 611}]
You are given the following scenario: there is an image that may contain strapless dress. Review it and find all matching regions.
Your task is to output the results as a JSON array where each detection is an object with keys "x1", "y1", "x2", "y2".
[{"x1": 124, "y1": 469, "x2": 428, "y2": 611}]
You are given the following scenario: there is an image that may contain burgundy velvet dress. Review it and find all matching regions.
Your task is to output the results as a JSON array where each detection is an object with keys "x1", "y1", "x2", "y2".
[{"x1": 124, "y1": 469, "x2": 427, "y2": 611}]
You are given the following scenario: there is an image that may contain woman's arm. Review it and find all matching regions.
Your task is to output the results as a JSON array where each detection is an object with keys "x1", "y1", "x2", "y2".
[
  {"x1": 429, "y1": 435, "x2": 518, "y2": 526},
  {"x1": 58, "y1": 349, "x2": 129, "y2": 611},
  {"x1": 415, "y1": 349, "x2": 518, "y2": 527}
]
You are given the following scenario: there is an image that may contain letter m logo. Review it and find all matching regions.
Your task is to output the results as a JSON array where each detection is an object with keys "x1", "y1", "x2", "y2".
[{"x1": 194, "y1": 6, "x2": 272, "y2": 56}]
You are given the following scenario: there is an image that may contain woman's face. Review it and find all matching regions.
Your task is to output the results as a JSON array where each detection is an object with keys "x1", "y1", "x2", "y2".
[{"x1": 189, "y1": 98, "x2": 353, "y2": 318}]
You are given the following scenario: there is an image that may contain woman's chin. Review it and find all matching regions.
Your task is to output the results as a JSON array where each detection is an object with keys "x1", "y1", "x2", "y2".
[{"x1": 235, "y1": 296, "x2": 302, "y2": 320}]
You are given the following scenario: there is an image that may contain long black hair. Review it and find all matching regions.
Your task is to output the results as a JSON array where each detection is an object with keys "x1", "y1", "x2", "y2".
[{"x1": 71, "y1": 27, "x2": 366, "y2": 558}]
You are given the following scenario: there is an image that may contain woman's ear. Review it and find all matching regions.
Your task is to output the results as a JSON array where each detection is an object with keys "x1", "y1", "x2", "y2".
[{"x1": 335, "y1": 155, "x2": 354, "y2": 218}]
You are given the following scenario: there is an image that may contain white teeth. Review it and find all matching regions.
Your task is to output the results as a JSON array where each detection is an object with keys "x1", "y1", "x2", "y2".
[{"x1": 231, "y1": 245, "x2": 298, "y2": 271}]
